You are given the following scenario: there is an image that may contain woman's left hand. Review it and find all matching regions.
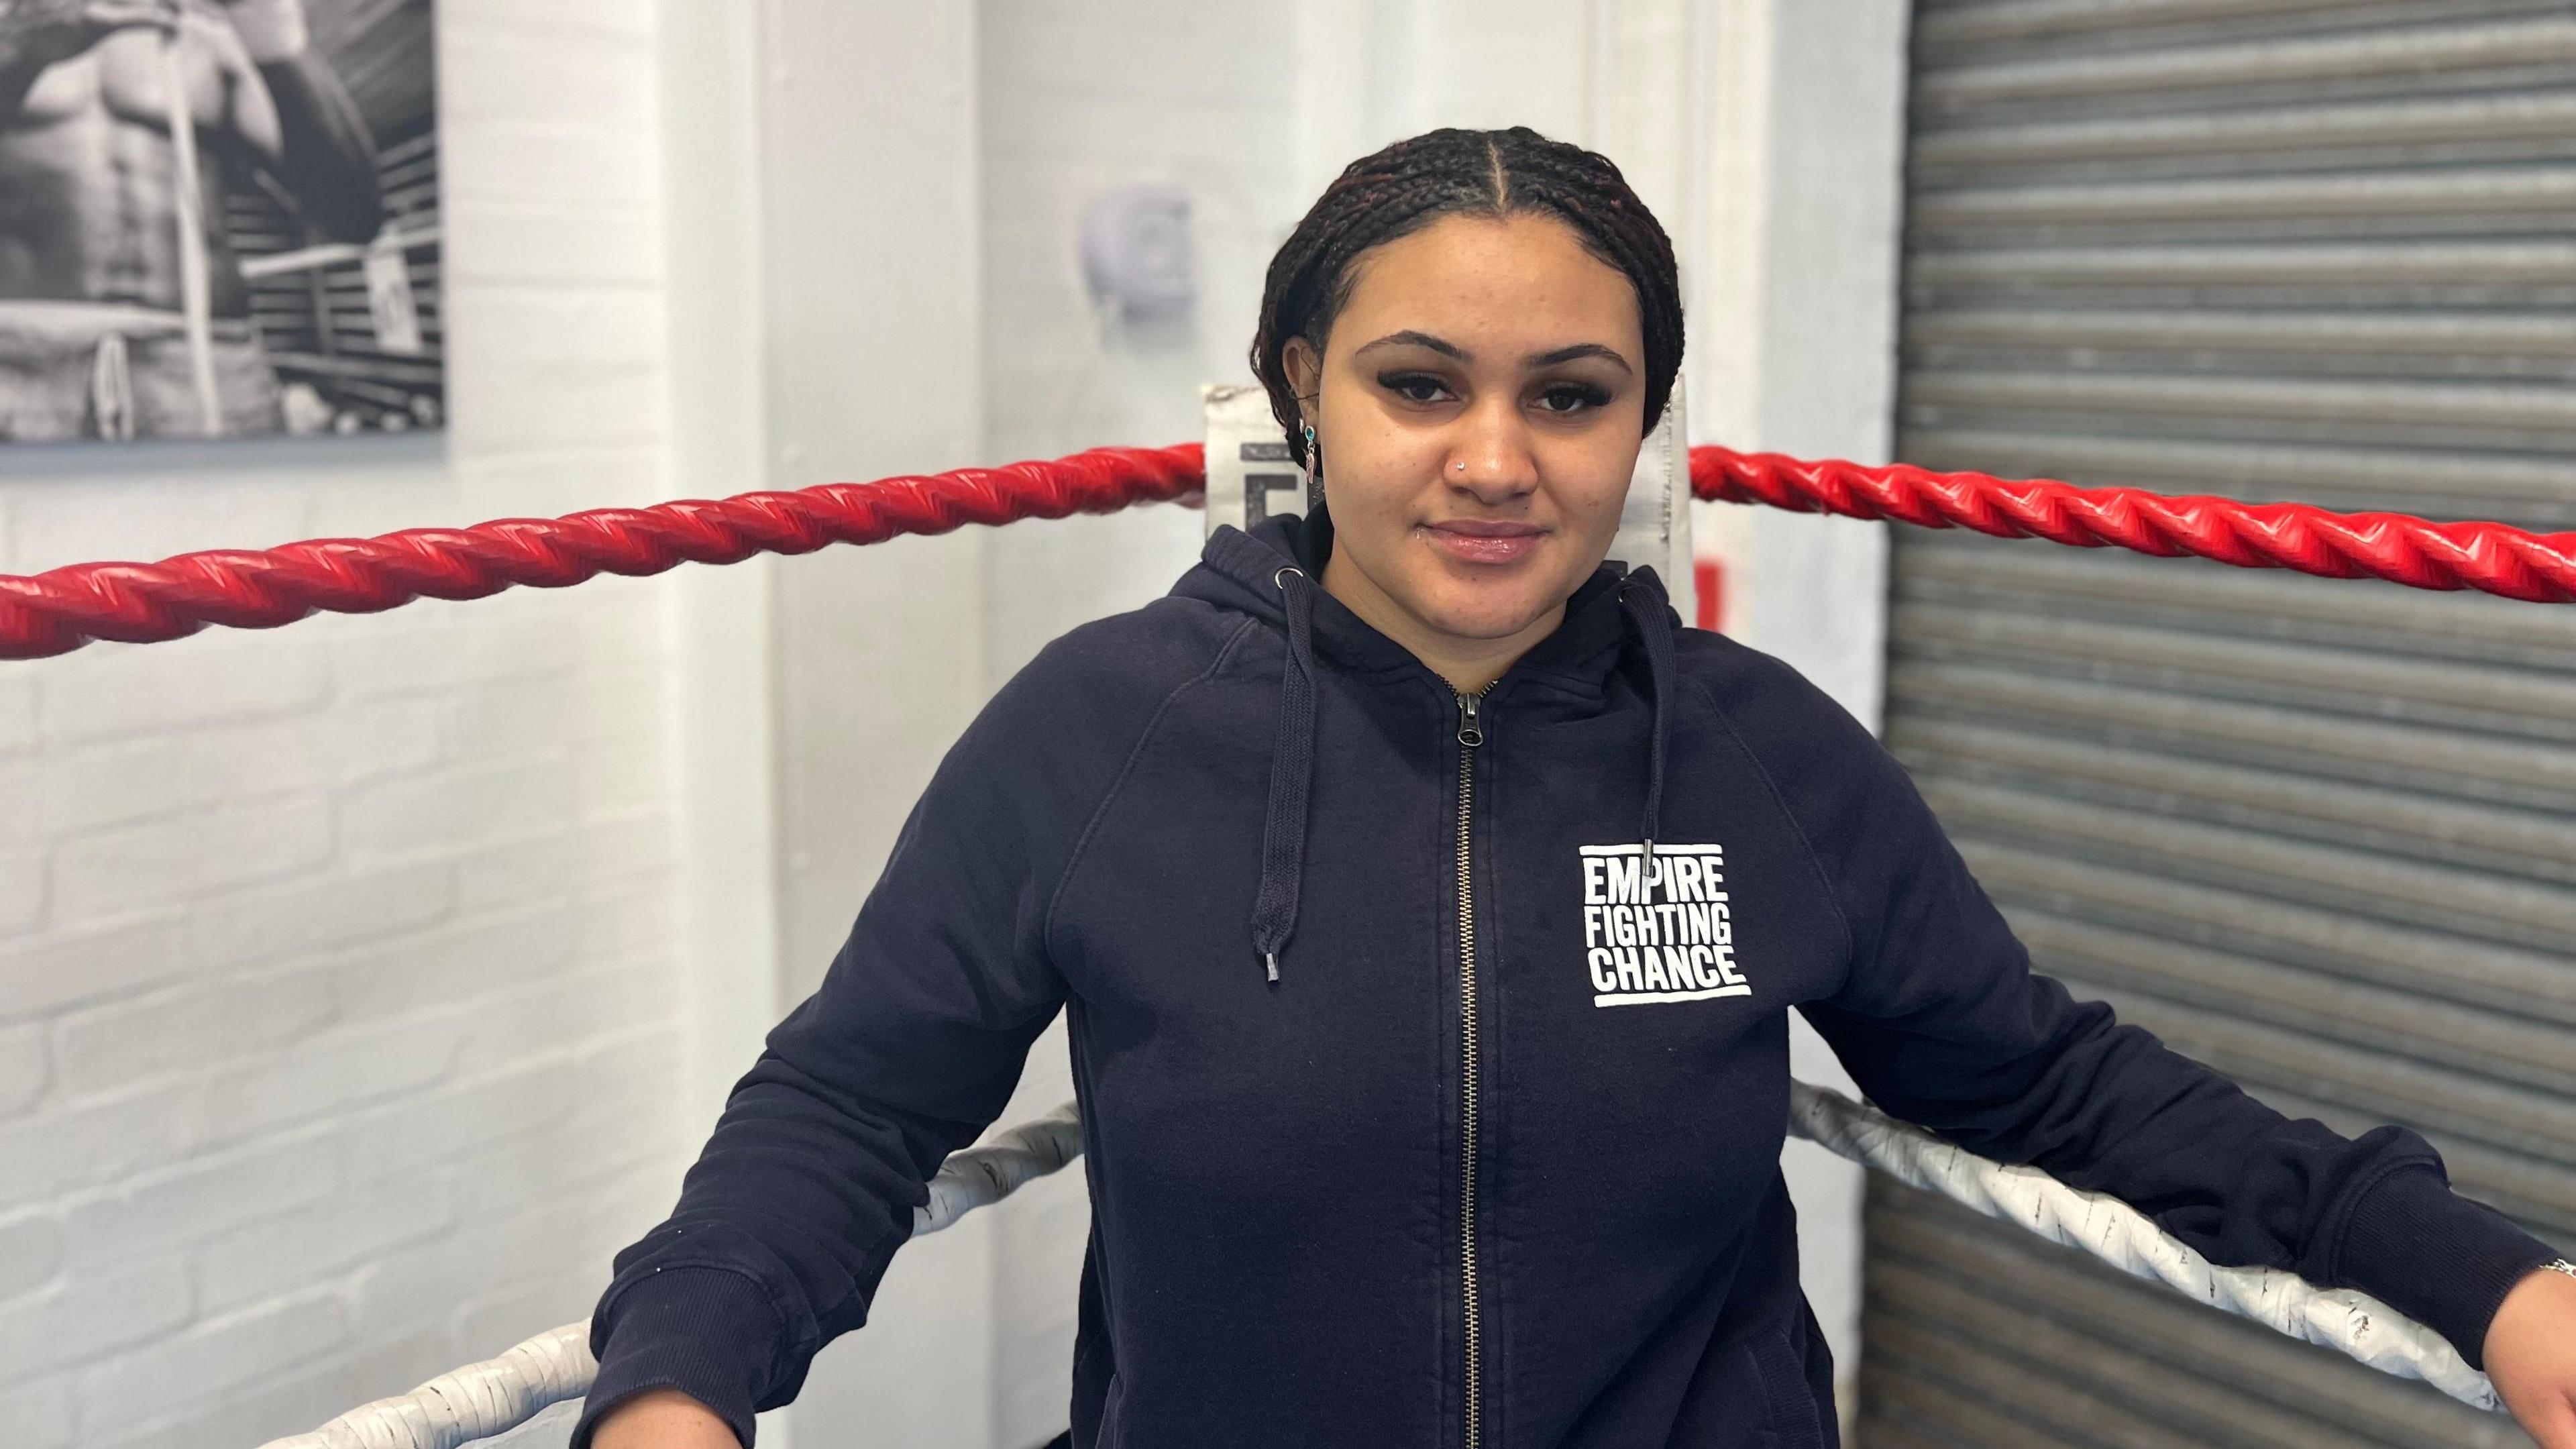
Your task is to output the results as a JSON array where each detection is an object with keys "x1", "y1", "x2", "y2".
[{"x1": 2487, "y1": 1264, "x2": 2576, "y2": 1448}]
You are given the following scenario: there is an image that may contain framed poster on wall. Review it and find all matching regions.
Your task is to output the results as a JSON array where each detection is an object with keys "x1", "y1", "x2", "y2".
[{"x1": 0, "y1": 0, "x2": 441, "y2": 443}]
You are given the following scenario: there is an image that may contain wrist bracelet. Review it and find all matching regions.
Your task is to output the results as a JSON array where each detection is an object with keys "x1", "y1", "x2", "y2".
[{"x1": 2544, "y1": 1258, "x2": 2576, "y2": 1282}]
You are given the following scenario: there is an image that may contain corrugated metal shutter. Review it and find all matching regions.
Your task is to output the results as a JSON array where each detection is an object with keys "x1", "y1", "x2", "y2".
[{"x1": 1863, "y1": 3, "x2": 2576, "y2": 1446}]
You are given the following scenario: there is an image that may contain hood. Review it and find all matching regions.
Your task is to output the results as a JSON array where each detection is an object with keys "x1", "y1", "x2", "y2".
[{"x1": 1172, "y1": 501, "x2": 1684, "y2": 984}]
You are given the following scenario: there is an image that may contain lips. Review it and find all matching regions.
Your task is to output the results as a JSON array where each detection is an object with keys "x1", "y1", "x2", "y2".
[
  {"x1": 1425, "y1": 520, "x2": 1547, "y2": 564},
  {"x1": 1430, "y1": 521, "x2": 1545, "y2": 538}
]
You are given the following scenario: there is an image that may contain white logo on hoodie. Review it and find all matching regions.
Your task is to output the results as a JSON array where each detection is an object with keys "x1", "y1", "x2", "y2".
[{"x1": 1578, "y1": 843, "x2": 1750, "y2": 1007}]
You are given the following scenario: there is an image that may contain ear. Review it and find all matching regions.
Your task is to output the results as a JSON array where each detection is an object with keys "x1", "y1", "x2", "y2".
[{"x1": 1281, "y1": 335, "x2": 1322, "y2": 421}]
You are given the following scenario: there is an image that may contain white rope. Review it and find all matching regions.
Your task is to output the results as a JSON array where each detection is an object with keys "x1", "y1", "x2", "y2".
[
  {"x1": 918, "y1": 1099, "x2": 1083, "y2": 1234},
  {"x1": 1784, "y1": 1079, "x2": 2501, "y2": 1413},
  {"x1": 258, "y1": 1084, "x2": 2501, "y2": 1447},
  {"x1": 255, "y1": 1110, "x2": 1089, "y2": 1449},
  {"x1": 258, "y1": 1320, "x2": 594, "y2": 1449}
]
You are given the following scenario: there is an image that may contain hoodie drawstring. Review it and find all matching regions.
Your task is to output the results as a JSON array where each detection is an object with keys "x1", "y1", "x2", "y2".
[
  {"x1": 1246, "y1": 563, "x2": 1678, "y2": 985},
  {"x1": 1618, "y1": 576, "x2": 1678, "y2": 879},
  {"x1": 1249, "y1": 564, "x2": 1318, "y2": 982}
]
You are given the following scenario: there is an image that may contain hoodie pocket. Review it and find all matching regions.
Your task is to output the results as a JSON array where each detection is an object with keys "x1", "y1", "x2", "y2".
[{"x1": 1746, "y1": 1320, "x2": 1828, "y2": 1449}]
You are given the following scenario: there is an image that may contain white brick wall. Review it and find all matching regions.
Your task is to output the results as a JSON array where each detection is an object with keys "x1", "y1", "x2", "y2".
[{"x1": 0, "y1": 2, "x2": 690, "y2": 1444}]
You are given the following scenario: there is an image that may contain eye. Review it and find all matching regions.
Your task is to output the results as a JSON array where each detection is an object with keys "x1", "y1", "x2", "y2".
[
  {"x1": 1535, "y1": 382, "x2": 1612, "y2": 416},
  {"x1": 1378, "y1": 371, "x2": 1454, "y2": 406}
]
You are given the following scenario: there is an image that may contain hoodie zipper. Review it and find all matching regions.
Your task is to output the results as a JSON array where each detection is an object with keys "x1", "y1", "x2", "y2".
[{"x1": 1453, "y1": 684, "x2": 1487, "y2": 1449}]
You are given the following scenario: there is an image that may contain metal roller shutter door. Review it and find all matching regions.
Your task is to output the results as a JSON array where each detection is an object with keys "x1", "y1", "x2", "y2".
[{"x1": 1862, "y1": 3, "x2": 2576, "y2": 1446}]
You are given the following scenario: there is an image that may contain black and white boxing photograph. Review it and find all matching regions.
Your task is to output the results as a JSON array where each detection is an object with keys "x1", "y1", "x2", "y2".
[{"x1": 0, "y1": 0, "x2": 438, "y2": 442}]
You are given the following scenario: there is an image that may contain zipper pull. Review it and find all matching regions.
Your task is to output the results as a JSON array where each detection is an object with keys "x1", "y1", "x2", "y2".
[{"x1": 1455, "y1": 688, "x2": 1485, "y2": 747}]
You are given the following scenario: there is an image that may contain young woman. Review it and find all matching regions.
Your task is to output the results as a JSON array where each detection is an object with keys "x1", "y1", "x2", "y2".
[{"x1": 577, "y1": 127, "x2": 2576, "y2": 1449}]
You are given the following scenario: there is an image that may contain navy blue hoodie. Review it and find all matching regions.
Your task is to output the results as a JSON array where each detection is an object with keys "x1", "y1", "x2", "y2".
[{"x1": 572, "y1": 503, "x2": 2559, "y2": 1449}]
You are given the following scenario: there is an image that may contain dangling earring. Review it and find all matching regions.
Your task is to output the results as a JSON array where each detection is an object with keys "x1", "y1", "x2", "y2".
[{"x1": 1301, "y1": 421, "x2": 1322, "y2": 511}]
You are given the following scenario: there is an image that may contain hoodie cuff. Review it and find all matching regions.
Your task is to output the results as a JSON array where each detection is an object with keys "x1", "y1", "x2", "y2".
[
  {"x1": 569, "y1": 1267, "x2": 782, "y2": 1449},
  {"x1": 2331, "y1": 1161, "x2": 2563, "y2": 1371}
]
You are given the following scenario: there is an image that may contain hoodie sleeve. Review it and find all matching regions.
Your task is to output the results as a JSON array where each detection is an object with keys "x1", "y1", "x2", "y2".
[
  {"x1": 1722, "y1": 654, "x2": 2561, "y2": 1373},
  {"x1": 567, "y1": 654, "x2": 1102, "y2": 1448}
]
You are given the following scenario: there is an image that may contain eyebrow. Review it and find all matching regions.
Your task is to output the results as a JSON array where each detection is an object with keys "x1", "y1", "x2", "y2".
[
  {"x1": 1355, "y1": 329, "x2": 1470, "y2": 362},
  {"x1": 1529, "y1": 342, "x2": 1633, "y2": 373},
  {"x1": 1352, "y1": 330, "x2": 1634, "y2": 374}
]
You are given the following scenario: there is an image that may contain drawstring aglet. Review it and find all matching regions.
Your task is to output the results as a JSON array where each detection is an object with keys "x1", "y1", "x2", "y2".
[{"x1": 1265, "y1": 951, "x2": 1280, "y2": 983}]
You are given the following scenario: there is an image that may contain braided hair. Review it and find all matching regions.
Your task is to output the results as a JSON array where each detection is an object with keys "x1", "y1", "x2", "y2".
[{"x1": 1250, "y1": 126, "x2": 1684, "y2": 469}]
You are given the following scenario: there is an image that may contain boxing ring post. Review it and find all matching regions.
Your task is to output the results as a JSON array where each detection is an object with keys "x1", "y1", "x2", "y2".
[{"x1": 4, "y1": 443, "x2": 2567, "y2": 1448}]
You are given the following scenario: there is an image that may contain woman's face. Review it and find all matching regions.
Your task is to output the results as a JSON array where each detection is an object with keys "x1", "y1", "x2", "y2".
[{"x1": 1284, "y1": 210, "x2": 1647, "y2": 671}]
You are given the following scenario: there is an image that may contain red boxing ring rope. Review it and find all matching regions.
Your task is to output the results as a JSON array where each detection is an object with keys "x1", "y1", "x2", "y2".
[
  {"x1": 3, "y1": 443, "x2": 2570, "y2": 660},
  {"x1": 1691, "y1": 449, "x2": 2576, "y2": 605}
]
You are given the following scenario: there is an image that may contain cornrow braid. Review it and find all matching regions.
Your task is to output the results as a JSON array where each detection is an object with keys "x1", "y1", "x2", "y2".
[{"x1": 1250, "y1": 126, "x2": 1684, "y2": 468}]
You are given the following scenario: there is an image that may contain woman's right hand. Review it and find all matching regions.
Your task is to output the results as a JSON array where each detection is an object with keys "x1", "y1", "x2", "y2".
[{"x1": 587, "y1": 1388, "x2": 741, "y2": 1449}]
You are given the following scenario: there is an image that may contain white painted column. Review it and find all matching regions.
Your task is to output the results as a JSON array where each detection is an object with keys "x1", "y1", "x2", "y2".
[
  {"x1": 1689, "y1": 0, "x2": 1913, "y2": 1424},
  {"x1": 744, "y1": 3, "x2": 997, "y2": 1445},
  {"x1": 657, "y1": 0, "x2": 777, "y2": 1184},
  {"x1": 1294, "y1": 0, "x2": 1596, "y2": 197},
  {"x1": 1690, "y1": 0, "x2": 1909, "y2": 729},
  {"x1": 655, "y1": 1, "x2": 796, "y2": 1442}
]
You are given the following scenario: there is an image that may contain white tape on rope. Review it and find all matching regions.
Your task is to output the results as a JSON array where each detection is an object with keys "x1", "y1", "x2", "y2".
[
  {"x1": 918, "y1": 1099, "x2": 1083, "y2": 1234},
  {"x1": 1784, "y1": 1079, "x2": 2501, "y2": 1413},
  {"x1": 257, "y1": 1321, "x2": 594, "y2": 1449},
  {"x1": 256, "y1": 1084, "x2": 2499, "y2": 1448},
  {"x1": 254, "y1": 1111, "x2": 1091, "y2": 1449}
]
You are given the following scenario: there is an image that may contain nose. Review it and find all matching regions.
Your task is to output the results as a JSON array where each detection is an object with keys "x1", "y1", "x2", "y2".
[{"x1": 1446, "y1": 394, "x2": 1540, "y2": 500}]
